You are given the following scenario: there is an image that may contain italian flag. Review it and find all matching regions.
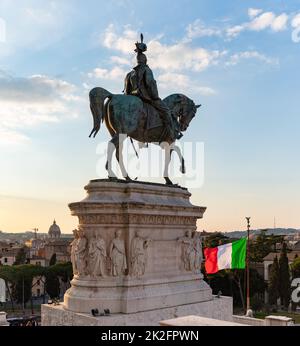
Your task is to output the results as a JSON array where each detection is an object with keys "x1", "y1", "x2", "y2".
[{"x1": 204, "y1": 238, "x2": 247, "y2": 274}]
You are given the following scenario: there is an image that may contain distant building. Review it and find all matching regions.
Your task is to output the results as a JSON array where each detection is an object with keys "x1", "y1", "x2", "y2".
[
  {"x1": 0, "y1": 221, "x2": 71, "y2": 266},
  {"x1": 48, "y1": 220, "x2": 61, "y2": 239},
  {"x1": 44, "y1": 220, "x2": 71, "y2": 265},
  {"x1": 0, "y1": 245, "x2": 25, "y2": 266},
  {"x1": 199, "y1": 230, "x2": 211, "y2": 241},
  {"x1": 263, "y1": 240, "x2": 300, "y2": 303},
  {"x1": 31, "y1": 276, "x2": 44, "y2": 298},
  {"x1": 25, "y1": 238, "x2": 46, "y2": 258},
  {"x1": 29, "y1": 257, "x2": 46, "y2": 267}
]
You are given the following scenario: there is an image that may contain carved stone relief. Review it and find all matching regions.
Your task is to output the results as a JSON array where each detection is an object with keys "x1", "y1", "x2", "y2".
[{"x1": 130, "y1": 231, "x2": 152, "y2": 277}]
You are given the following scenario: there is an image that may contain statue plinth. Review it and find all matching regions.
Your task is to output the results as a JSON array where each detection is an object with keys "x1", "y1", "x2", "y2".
[
  {"x1": 64, "y1": 179, "x2": 211, "y2": 314},
  {"x1": 42, "y1": 180, "x2": 233, "y2": 325}
]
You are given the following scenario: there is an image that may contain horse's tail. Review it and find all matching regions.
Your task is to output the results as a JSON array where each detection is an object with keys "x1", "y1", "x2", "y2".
[{"x1": 89, "y1": 87, "x2": 112, "y2": 138}]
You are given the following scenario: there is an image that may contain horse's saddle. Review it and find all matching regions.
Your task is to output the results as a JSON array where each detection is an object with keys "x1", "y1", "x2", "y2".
[{"x1": 143, "y1": 102, "x2": 163, "y2": 130}]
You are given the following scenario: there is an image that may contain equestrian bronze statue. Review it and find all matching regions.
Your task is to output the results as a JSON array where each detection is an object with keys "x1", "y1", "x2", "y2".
[{"x1": 89, "y1": 34, "x2": 201, "y2": 185}]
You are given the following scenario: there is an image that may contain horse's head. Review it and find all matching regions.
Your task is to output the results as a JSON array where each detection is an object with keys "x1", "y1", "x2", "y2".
[
  {"x1": 179, "y1": 98, "x2": 201, "y2": 132},
  {"x1": 164, "y1": 94, "x2": 201, "y2": 132}
]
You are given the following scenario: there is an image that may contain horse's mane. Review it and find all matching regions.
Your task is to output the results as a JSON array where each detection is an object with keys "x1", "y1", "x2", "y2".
[{"x1": 163, "y1": 93, "x2": 195, "y2": 111}]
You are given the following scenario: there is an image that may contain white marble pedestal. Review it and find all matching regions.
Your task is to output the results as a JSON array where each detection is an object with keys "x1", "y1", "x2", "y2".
[
  {"x1": 0, "y1": 312, "x2": 9, "y2": 326},
  {"x1": 42, "y1": 179, "x2": 232, "y2": 325},
  {"x1": 42, "y1": 296, "x2": 233, "y2": 326}
]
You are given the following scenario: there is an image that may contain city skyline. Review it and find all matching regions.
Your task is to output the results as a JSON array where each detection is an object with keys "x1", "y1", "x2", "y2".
[{"x1": 1, "y1": 0, "x2": 300, "y2": 233}]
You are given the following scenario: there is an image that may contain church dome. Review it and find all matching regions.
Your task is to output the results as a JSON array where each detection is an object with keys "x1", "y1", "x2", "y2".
[{"x1": 48, "y1": 220, "x2": 61, "y2": 238}]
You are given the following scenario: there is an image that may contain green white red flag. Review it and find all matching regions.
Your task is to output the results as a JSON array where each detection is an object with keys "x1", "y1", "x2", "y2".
[{"x1": 204, "y1": 238, "x2": 247, "y2": 274}]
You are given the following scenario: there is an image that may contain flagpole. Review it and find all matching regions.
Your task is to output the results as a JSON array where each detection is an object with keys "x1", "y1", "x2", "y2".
[{"x1": 245, "y1": 217, "x2": 251, "y2": 316}]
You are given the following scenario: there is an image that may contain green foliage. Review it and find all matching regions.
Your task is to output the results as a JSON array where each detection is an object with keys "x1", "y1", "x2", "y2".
[
  {"x1": 44, "y1": 261, "x2": 72, "y2": 299},
  {"x1": 291, "y1": 257, "x2": 300, "y2": 277},
  {"x1": 268, "y1": 256, "x2": 280, "y2": 305},
  {"x1": 204, "y1": 233, "x2": 231, "y2": 248},
  {"x1": 0, "y1": 265, "x2": 18, "y2": 283},
  {"x1": 249, "y1": 230, "x2": 284, "y2": 263},
  {"x1": 14, "y1": 247, "x2": 27, "y2": 265},
  {"x1": 0, "y1": 262, "x2": 73, "y2": 303},
  {"x1": 45, "y1": 272, "x2": 60, "y2": 299},
  {"x1": 0, "y1": 264, "x2": 45, "y2": 283},
  {"x1": 49, "y1": 262, "x2": 73, "y2": 282},
  {"x1": 0, "y1": 261, "x2": 73, "y2": 303},
  {"x1": 11, "y1": 276, "x2": 31, "y2": 304},
  {"x1": 0, "y1": 265, "x2": 45, "y2": 306},
  {"x1": 205, "y1": 268, "x2": 266, "y2": 308},
  {"x1": 279, "y1": 242, "x2": 291, "y2": 309},
  {"x1": 251, "y1": 295, "x2": 264, "y2": 312},
  {"x1": 291, "y1": 257, "x2": 300, "y2": 311},
  {"x1": 49, "y1": 253, "x2": 57, "y2": 266}
]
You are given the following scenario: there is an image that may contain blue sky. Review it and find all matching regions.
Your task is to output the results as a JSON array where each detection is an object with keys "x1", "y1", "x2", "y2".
[{"x1": 0, "y1": 0, "x2": 299, "y2": 233}]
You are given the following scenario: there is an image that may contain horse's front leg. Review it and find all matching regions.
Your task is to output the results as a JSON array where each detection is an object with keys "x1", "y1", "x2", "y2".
[
  {"x1": 115, "y1": 134, "x2": 132, "y2": 181},
  {"x1": 172, "y1": 144, "x2": 186, "y2": 174}
]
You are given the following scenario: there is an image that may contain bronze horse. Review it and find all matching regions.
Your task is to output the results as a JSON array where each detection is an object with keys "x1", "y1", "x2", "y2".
[{"x1": 89, "y1": 87, "x2": 200, "y2": 185}]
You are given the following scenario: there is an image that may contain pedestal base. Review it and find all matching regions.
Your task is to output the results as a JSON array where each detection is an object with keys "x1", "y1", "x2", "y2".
[
  {"x1": 42, "y1": 296, "x2": 233, "y2": 326},
  {"x1": 64, "y1": 275, "x2": 212, "y2": 314}
]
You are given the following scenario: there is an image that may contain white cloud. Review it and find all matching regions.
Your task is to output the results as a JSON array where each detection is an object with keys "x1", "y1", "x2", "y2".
[
  {"x1": 88, "y1": 66, "x2": 127, "y2": 80},
  {"x1": 102, "y1": 24, "x2": 226, "y2": 73},
  {"x1": 0, "y1": 73, "x2": 77, "y2": 103},
  {"x1": 271, "y1": 13, "x2": 289, "y2": 31},
  {"x1": 158, "y1": 72, "x2": 216, "y2": 96},
  {"x1": 248, "y1": 12, "x2": 276, "y2": 31},
  {"x1": 102, "y1": 24, "x2": 138, "y2": 54},
  {"x1": 0, "y1": 73, "x2": 80, "y2": 145},
  {"x1": 226, "y1": 51, "x2": 279, "y2": 66},
  {"x1": 248, "y1": 8, "x2": 263, "y2": 19},
  {"x1": 0, "y1": 128, "x2": 29, "y2": 147},
  {"x1": 226, "y1": 25, "x2": 246, "y2": 38},
  {"x1": 148, "y1": 41, "x2": 225, "y2": 72},
  {"x1": 110, "y1": 56, "x2": 131, "y2": 66},
  {"x1": 227, "y1": 10, "x2": 289, "y2": 38},
  {"x1": 291, "y1": 13, "x2": 300, "y2": 28},
  {"x1": 186, "y1": 19, "x2": 222, "y2": 39},
  {"x1": 0, "y1": 2, "x2": 73, "y2": 56},
  {"x1": 0, "y1": 17, "x2": 6, "y2": 43}
]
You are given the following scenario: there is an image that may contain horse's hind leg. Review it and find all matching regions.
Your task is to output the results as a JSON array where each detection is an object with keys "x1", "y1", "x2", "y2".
[
  {"x1": 106, "y1": 134, "x2": 118, "y2": 180},
  {"x1": 115, "y1": 134, "x2": 131, "y2": 181}
]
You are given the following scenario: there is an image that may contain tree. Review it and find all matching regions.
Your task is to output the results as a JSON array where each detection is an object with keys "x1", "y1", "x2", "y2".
[
  {"x1": 268, "y1": 256, "x2": 280, "y2": 306},
  {"x1": 290, "y1": 257, "x2": 300, "y2": 311},
  {"x1": 249, "y1": 230, "x2": 284, "y2": 263},
  {"x1": 11, "y1": 276, "x2": 31, "y2": 306},
  {"x1": 204, "y1": 268, "x2": 265, "y2": 309},
  {"x1": 204, "y1": 233, "x2": 230, "y2": 248},
  {"x1": 10, "y1": 265, "x2": 45, "y2": 308},
  {"x1": 278, "y1": 242, "x2": 291, "y2": 309},
  {"x1": 49, "y1": 253, "x2": 57, "y2": 266},
  {"x1": 45, "y1": 272, "x2": 60, "y2": 299},
  {"x1": 45, "y1": 253, "x2": 61, "y2": 299},
  {"x1": 291, "y1": 257, "x2": 300, "y2": 277},
  {"x1": 14, "y1": 247, "x2": 27, "y2": 265},
  {"x1": 49, "y1": 262, "x2": 73, "y2": 282}
]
